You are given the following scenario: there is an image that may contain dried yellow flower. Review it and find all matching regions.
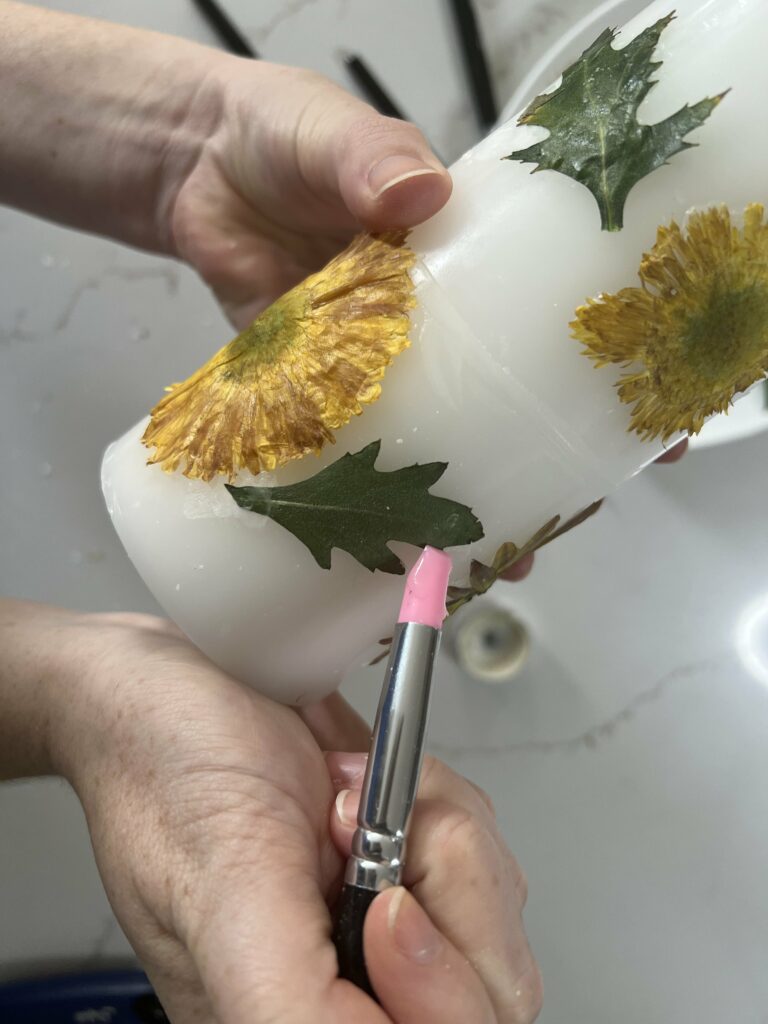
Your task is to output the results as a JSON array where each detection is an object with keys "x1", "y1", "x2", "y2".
[
  {"x1": 571, "y1": 204, "x2": 768, "y2": 440},
  {"x1": 142, "y1": 231, "x2": 416, "y2": 480}
]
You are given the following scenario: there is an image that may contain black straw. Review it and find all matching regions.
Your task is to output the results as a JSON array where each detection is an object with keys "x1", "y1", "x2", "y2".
[
  {"x1": 191, "y1": 0, "x2": 259, "y2": 58},
  {"x1": 342, "y1": 53, "x2": 407, "y2": 121},
  {"x1": 448, "y1": 0, "x2": 498, "y2": 129}
]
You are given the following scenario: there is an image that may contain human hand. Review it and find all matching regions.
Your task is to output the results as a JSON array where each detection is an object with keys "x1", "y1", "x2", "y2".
[
  {"x1": 48, "y1": 611, "x2": 541, "y2": 1023},
  {"x1": 169, "y1": 60, "x2": 451, "y2": 328}
]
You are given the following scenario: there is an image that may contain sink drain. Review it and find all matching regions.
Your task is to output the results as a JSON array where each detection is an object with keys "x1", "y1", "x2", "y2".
[{"x1": 451, "y1": 605, "x2": 530, "y2": 683}]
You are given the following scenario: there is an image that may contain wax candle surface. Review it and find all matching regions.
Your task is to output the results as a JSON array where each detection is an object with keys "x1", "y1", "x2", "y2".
[{"x1": 102, "y1": 0, "x2": 766, "y2": 704}]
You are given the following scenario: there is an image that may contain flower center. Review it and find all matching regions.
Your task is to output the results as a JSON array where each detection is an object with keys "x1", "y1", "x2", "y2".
[
  {"x1": 679, "y1": 277, "x2": 768, "y2": 383},
  {"x1": 223, "y1": 291, "x2": 307, "y2": 381}
]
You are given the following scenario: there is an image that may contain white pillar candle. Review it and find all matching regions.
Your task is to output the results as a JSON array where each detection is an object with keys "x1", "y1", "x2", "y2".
[{"x1": 102, "y1": 0, "x2": 767, "y2": 705}]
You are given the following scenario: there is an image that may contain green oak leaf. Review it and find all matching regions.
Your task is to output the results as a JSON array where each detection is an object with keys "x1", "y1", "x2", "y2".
[
  {"x1": 505, "y1": 12, "x2": 726, "y2": 231},
  {"x1": 226, "y1": 440, "x2": 484, "y2": 575}
]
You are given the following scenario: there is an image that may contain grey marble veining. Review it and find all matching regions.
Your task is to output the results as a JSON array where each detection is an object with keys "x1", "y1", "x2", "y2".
[{"x1": 2, "y1": 2, "x2": 768, "y2": 1022}]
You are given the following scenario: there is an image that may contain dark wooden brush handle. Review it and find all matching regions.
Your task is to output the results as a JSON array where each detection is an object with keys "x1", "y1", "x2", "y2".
[{"x1": 332, "y1": 883, "x2": 380, "y2": 1001}]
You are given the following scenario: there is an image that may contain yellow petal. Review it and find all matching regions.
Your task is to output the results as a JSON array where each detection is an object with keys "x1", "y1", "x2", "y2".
[
  {"x1": 571, "y1": 204, "x2": 768, "y2": 441},
  {"x1": 142, "y1": 231, "x2": 416, "y2": 480}
]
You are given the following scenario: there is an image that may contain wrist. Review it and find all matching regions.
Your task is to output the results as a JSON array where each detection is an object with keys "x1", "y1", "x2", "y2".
[
  {"x1": 37, "y1": 610, "x2": 160, "y2": 790},
  {"x1": 0, "y1": 599, "x2": 91, "y2": 780},
  {"x1": 0, "y1": 3, "x2": 225, "y2": 254}
]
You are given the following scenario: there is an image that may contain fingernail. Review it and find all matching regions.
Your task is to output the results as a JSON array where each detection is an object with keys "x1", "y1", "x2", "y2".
[
  {"x1": 368, "y1": 156, "x2": 442, "y2": 198},
  {"x1": 388, "y1": 888, "x2": 443, "y2": 964},
  {"x1": 335, "y1": 788, "x2": 359, "y2": 828},
  {"x1": 330, "y1": 752, "x2": 367, "y2": 786}
]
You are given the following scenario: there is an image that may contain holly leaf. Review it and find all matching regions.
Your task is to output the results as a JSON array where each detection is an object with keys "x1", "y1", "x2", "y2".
[
  {"x1": 505, "y1": 12, "x2": 726, "y2": 230},
  {"x1": 226, "y1": 440, "x2": 484, "y2": 575}
]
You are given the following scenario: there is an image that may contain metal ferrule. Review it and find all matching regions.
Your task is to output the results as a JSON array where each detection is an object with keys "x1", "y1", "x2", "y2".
[{"x1": 345, "y1": 620, "x2": 440, "y2": 891}]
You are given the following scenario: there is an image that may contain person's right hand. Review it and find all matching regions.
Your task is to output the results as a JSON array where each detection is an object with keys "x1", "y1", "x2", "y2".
[
  {"x1": 43, "y1": 607, "x2": 541, "y2": 1023},
  {"x1": 324, "y1": 749, "x2": 542, "y2": 1023}
]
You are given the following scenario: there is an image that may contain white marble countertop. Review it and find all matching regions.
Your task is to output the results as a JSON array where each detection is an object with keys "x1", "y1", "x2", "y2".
[{"x1": 2, "y1": 2, "x2": 768, "y2": 1022}]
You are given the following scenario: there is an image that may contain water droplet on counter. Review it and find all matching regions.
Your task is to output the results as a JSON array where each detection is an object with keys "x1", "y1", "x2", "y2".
[
  {"x1": 40, "y1": 254, "x2": 56, "y2": 268},
  {"x1": 175, "y1": 583, "x2": 181, "y2": 591},
  {"x1": 395, "y1": 438, "x2": 404, "y2": 445},
  {"x1": 40, "y1": 461, "x2": 52, "y2": 477},
  {"x1": 237, "y1": 565, "x2": 244, "y2": 572},
  {"x1": 193, "y1": 563, "x2": 205, "y2": 570},
  {"x1": 412, "y1": 427, "x2": 418, "y2": 433},
  {"x1": 129, "y1": 323, "x2": 150, "y2": 342}
]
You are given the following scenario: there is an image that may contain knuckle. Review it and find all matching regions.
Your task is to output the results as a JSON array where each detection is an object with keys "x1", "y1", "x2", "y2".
[
  {"x1": 506, "y1": 852, "x2": 528, "y2": 907},
  {"x1": 92, "y1": 610, "x2": 165, "y2": 631},
  {"x1": 437, "y1": 807, "x2": 496, "y2": 863},
  {"x1": 469, "y1": 781, "x2": 497, "y2": 818},
  {"x1": 517, "y1": 960, "x2": 544, "y2": 1023},
  {"x1": 499, "y1": 959, "x2": 544, "y2": 1024},
  {"x1": 343, "y1": 111, "x2": 426, "y2": 152},
  {"x1": 278, "y1": 64, "x2": 333, "y2": 94},
  {"x1": 420, "y1": 753, "x2": 441, "y2": 786},
  {"x1": 516, "y1": 866, "x2": 529, "y2": 907}
]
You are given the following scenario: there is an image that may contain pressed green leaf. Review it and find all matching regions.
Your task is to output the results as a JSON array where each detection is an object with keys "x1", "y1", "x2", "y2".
[
  {"x1": 491, "y1": 541, "x2": 520, "y2": 574},
  {"x1": 227, "y1": 440, "x2": 484, "y2": 575},
  {"x1": 505, "y1": 12, "x2": 726, "y2": 230},
  {"x1": 445, "y1": 586, "x2": 477, "y2": 616},
  {"x1": 534, "y1": 500, "x2": 603, "y2": 551},
  {"x1": 469, "y1": 558, "x2": 497, "y2": 592}
]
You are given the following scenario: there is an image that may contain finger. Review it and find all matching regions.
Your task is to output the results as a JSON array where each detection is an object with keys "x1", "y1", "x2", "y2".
[
  {"x1": 365, "y1": 886, "x2": 497, "y2": 1024},
  {"x1": 298, "y1": 691, "x2": 372, "y2": 752},
  {"x1": 336, "y1": 116, "x2": 452, "y2": 231},
  {"x1": 499, "y1": 552, "x2": 535, "y2": 582},
  {"x1": 286, "y1": 75, "x2": 452, "y2": 230},
  {"x1": 406, "y1": 799, "x2": 541, "y2": 1023},
  {"x1": 655, "y1": 437, "x2": 688, "y2": 463},
  {"x1": 328, "y1": 753, "x2": 498, "y2": 833},
  {"x1": 331, "y1": 769, "x2": 540, "y2": 1023}
]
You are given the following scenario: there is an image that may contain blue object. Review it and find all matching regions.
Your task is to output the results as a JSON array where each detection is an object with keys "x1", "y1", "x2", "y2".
[{"x1": 0, "y1": 969, "x2": 167, "y2": 1023}]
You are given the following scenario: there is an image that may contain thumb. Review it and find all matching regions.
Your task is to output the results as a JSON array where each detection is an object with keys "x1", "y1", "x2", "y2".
[
  {"x1": 364, "y1": 887, "x2": 497, "y2": 1023},
  {"x1": 333, "y1": 114, "x2": 452, "y2": 231},
  {"x1": 290, "y1": 75, "x2": 452, "y2": 231},
  {"x1": 186, "y1": 847, "x2": 390, "y2": 1024}
]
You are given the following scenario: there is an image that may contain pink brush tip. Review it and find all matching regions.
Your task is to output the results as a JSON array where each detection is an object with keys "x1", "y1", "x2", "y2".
[{"x1": 398, "y1": 547, "x2": 453, "y2": 628}]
